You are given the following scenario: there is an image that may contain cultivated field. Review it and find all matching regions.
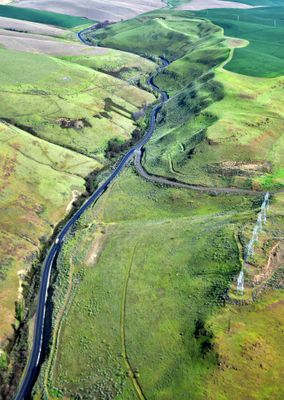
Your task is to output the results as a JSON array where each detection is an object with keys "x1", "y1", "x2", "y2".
[
  {"x1": 196, "y1": 5, "x2": 284, "y2": 77},
  {"x1": 0, "y1": 4, "x2": 91, "y2": 27},
  {"x1": 0, "y1": 29, "x2": 109, "y2": 55},
  {"x1": 9, "y1": 0, "x2": 164, "y2": 21},
  {"x1": 178, "y1": 0, "x2": 252, "y2": 9},
  {"x1": 0, "y1": 16, "x2": 67, "y2": 36}
]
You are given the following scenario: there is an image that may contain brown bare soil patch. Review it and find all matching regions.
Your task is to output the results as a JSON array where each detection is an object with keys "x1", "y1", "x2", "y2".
[
  {"x1": 254, "y1": 241, "x2": 284, "y2": 285},
  {"x1": 249, "y1": 129, "x2": 279, "y2": 154},
  {"x1": 239, "y1": 92, "x2": 256, "y2": 100},
  {"x1": 226, "y1": 38, "x2": 248, "y2": 49},
  {"x1": 85, "y1": 231, "x2": 106, "y2": 266},
  {"x1": 208, "y1": 160, "x2": 271, "y2": 177}
]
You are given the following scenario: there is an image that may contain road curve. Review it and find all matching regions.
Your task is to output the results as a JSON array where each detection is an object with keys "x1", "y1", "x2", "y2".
[
  {"x1": 14, "y1": 23, "x2": 283, "y2": 400},
  {"x1": 134, "y1": 149, "x2": 270, "y2": 196},
  {"x1": 14, "y1": 28, "x2": 169, "y2": 400}
]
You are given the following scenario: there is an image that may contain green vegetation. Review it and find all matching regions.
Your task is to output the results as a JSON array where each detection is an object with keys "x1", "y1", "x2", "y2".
[
  {"x1": 0, "y1": 121, "x2": 99, "y2": 345},
  {"x1": 0, "y1": 23, "x2": 158, "y2": 398},
  {"x1": 45, "y1": 168, "x2": 258, "y2": 400},
  {"x1": 196, "y1": 6, "x2": 284, "y2": 78},
  {"x1": 92, "y1": 10, "x2": 284, "y2": 190},
  {"x1": 59, "y1": 49, "x2": 156, "y2": 82},
  {"x1": 22, "y1": 6, "x2": 284, "y2": 400},
  {"x1": 0, "y1": 5, "x2": 92, "y2": 28},
  {"x1": 0, "y1": 47, "x2": 154, "y2": 160},
  {"x1": 207, "y1": 288, "x2": 284, "y2": 400}
]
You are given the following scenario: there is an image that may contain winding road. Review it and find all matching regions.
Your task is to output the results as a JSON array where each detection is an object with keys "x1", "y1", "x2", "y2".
[
  {"x1": 134, "y1": 150, "x2": 270, "y2": 196},
  {"x1": 13, "y1": 28, "x2": 169, "y2": 400},
  {"x1": 14, "y1": 24, "x2": 281, "y2": 400}
]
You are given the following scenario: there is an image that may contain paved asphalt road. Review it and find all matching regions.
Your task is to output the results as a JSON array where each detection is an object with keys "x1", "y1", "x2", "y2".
[{"x1": 14, "y1": 27, "x2": 169, "y2": 400}]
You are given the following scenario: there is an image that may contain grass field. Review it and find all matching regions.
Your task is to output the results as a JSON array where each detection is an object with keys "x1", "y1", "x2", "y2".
[
  {"x1": 146, "y1": 66, "x2": 284, "y2": 190},
  {"x1": 207, "y1": 240, "x2": 284, "y2": 400},
  {"x1": 0, "y1": 5, "x2": 92, "y2": 28},
  {"x1": 196, "y1": 6, "x2": 284, "y2": 78},
  {"x1": 0, "y1": 121, "x2": 99, "y2": 346},
  {"x1": 0, "y1": 47, "x2": 154, "y2": 160},
  {"x1": 44, "y1": 168, "x2": 260, "y2": 400},
  {"x1": 23, "y1": 6, "x2": 284, "y2": 400},
  {"x1": 59, "y1": 50, "x2": 156, "y2": 82}
]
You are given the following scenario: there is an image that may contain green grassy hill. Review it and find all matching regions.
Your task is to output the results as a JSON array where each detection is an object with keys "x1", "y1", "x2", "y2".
[
  {"x1": 0, "y1": 121, "x2": 99, "y2": 348},
  {"x1": 92, "y1": 10, "x2": 284, "y2": 191},
  {"x1": 0, "y1": 48, "x2": 153, "y2": 161},
  {"x1": 24, "y1": 7, "x2": 284, "y2": 400},
  {"x1": 0, "y1": 26, "x2": 157, "y2": 397}
]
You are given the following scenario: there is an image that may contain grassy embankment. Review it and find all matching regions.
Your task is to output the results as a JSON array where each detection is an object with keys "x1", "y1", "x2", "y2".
[
  {"x1": 0, "y1": 14, "x2": 156, "y2": 398},
  {"x1": 59, "y1": 50, "x2": 156, "y2": 83},
  {"x1": 41, "y1": 8, "x2": 284, "y2": 400},
  {"x1": 94, "y1": 9, "x2": 284, "y2": 190},
  {"x1": 207, "y1": 291, "x2": 284, "y2": 399},
  {"x1": 195, "y1": 4, "x2": 284, "y2": 398},
  {"x1": 205, "y1": 193, "x2": 284, "y2": 400},
  {"x1": 0, "y1": 48, "x2": 154, "y2": 160}
]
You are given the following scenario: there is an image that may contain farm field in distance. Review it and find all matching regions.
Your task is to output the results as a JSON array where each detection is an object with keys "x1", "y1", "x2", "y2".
[
  {"x1": 2, "y1": 0, "x2": 164, "y2": 21},
  {"x1": 0, "y1": 0, "x2": 284, "y2": 399}
]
